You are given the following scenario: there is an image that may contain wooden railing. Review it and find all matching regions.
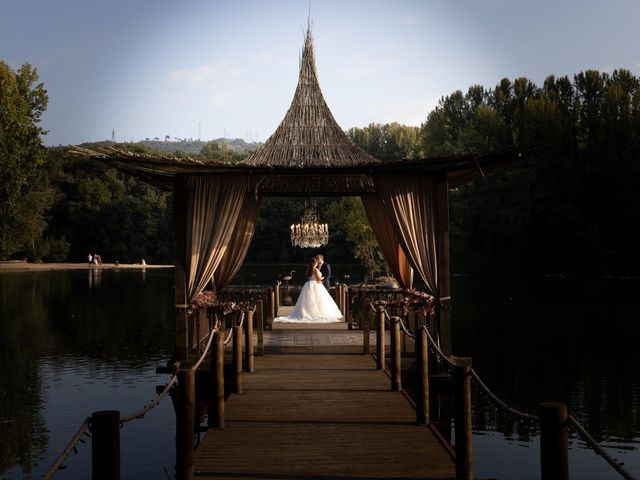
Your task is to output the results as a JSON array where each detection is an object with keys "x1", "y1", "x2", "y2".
[
  {"x1": 43, "y1": 284, "x2": 634, "y2": 480},
  {"x1": 42, "y1": 301, "x2": 258, "y2": 480},
  {"x1": 352, "y1": 291, "x2": 634, "y2": 480}
]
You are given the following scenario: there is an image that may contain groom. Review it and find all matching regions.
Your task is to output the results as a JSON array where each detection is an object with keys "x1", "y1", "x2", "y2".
[{"x1": 316, "y1": 254, "x2": 331, "y2": 290}]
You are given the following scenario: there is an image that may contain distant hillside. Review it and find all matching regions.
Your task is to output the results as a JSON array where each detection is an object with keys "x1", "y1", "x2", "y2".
[
  {"x1": 140, "y1": 138, "x2": 262, "y2": 154},
  {"x1": 79, "y1": 138, "x2": 263, "y2": 155}
]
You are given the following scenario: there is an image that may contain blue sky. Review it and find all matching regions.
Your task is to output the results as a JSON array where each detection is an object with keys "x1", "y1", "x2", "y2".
[{"x1": 1, "y1": 0, "x2": 638, "y2": 146}]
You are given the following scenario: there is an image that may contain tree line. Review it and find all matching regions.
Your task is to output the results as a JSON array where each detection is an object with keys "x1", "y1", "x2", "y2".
[{"x1": 1, "y1": 59, "x2": 639, "y2": 275}]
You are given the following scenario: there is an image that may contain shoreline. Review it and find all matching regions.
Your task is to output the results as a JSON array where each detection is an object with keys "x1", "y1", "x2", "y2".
[{"x1": 0, "y1": 261, "x2": 174, "y2": 272}]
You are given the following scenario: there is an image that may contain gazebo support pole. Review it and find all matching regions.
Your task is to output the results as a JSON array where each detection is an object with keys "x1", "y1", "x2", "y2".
[
  {"x1": 436, "y1": 176, "x2": 452, "y2": 355},
  {"x1": 173, "y1": 175, "x2": 189, "y2": 363}
]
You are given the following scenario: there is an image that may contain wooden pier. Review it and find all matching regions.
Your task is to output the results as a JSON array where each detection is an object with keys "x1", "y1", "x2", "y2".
[{"x1": 192, "y1": 323, "x2": 455, "y2": 479}]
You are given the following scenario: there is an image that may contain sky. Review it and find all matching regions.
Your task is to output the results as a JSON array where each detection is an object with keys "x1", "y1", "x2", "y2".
[{"x1": 1, "y1": 0, "x2": 639, "y2": 146}]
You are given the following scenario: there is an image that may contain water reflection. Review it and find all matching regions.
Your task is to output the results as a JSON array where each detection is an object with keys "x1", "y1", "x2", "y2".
[
  {"x1": 0, "y1": 269, "x2": 175, "y2": 479},
  {"x1": 453, "y1": 274, "x2": 640, "y2": 478},
  {"x1": 0, "y1": 272, "x2": 53, "y2": 476},
  {"x1": 87, "y1": 267, "x2": 102, "y2": 290},
  {"x1": 1, "y1": 269, "x2": 639, "y2": 478}
]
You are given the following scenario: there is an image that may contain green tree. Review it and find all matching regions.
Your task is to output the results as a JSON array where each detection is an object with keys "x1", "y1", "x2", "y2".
[
  {"x1": 199, "y1": 141, "x2": 246, "y2": 163},
  {"x1": 0, "y1": 61, "x2": 53, "y2": 259},
  {"x1": 347, "y1": 123, "x2": 420, "y2": 160},
  {"x1": 418, "y1": 69, "x2": 640, "y2": 274},
  {"x1": 43, "y1": 147, "x2": 173, "y2": 263},
  {"x1": 324, "y1": 197, "x2": 385, "y2": 278}
]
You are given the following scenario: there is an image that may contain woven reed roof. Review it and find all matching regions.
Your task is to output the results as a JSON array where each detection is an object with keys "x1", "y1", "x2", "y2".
[
  {"x1": 241, "y1": 27, "x2": 381, "y2": 168},
  {"x1": 69, "y1": 144, "x2": 526, "y2": 193}
]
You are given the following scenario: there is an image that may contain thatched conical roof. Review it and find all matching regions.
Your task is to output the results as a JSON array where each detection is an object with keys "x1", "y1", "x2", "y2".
[{"x1": 241, "y1": 27, "x2": 380, "y2": 168}]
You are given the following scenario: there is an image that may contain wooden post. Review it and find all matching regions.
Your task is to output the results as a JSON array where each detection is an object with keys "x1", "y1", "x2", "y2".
[
  {"x1": 453, "y1": 359, "x2": 473, "y2": 480},
  {"x1": 415, "y1": 328, "x2": 429, "y2": 424},
  {"x1": 176, "y1": 369, "x2": 195, "y2": 480},
  {"x1": 195, "y1": 310, "x2": 201, "y2": 355},
  {"x1": 540, "y1": 402, "x2": 569, "y2": 480},
  {"x1": 256, "y1": 298, "x2": 264, "y2": 355},
  {"x1": 341, "y1": 285, "x2": 347, "y2": 318},
  {"x1": 436, "y1": 176, "x2": 452, "y2": 355},
  {"x1": 210, "y1": 331, "x2": 224, "y2": 429},
  {"x1": 274, "y1": 282, "x2": 281, "y2": 313},
  {"x1": 410, "y1": 309, "x2": 418, "y2": 353},
  {"x1": 345, "y1": 287, "x2": 352, "y2": 330},
  {"x1": 232, "y1": 325, "x2": 243, "y2": 394},
  {"x1": 363, "y1": 305, "x2": 370, "y2": 354},
  {"x1": 173, "y1": 175, "x2": 189, "y2": 363},
  {"x1": 390, "y1": 317, "x2": 401, "y2": 391},
  {"x1": 245, "y1": 309, "x2": 254, "y2": 373},
  {"x1": 376, "y1": 306, "x2": 385, "y2": 370},
  {"x1": 269, "y1": 288, "x2": 275, "y2": 323},
  {"x1": 91, "y1": 410, "x2": 120, "y2": 480}
]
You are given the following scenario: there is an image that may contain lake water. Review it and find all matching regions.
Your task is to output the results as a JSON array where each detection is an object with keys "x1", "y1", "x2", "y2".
[{"x1": 1, "y1": 266, "x2": 638, "y2": 479}]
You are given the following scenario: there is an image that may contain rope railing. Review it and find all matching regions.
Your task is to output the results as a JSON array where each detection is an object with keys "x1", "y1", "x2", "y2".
[
  {"x1": 372, "y1": 300, "x2": 631, "y2": 479},
  {"x1": 421, "y1": 325, "x2": 456, "y2": 369},
  {"x1": 41, "y1": 417, "x2": 91, "y2": 480},
  {"x1": 189, "y1": 331, "x2": 212, "y2": 353},
  {"x1": 120, "y1": 375, "x2": 179, "y2": 424},
  {"x1": 223, "y1": 311, "x2": 244, "y2": 345},
  {"x1": 385, "y1": 311, "x2": 415, "y2": 338},
  {"x1": 424, "y1": 323, "x2": 630, "y2": 478},
  {"x1": 469, "y1": 369, "x2": 539, "y2": 422},
  {"x1": 368, "y1": 300, "x2": 377, "y2": 313},
  {"x1": 189, "y1": 309, "x2": 246, "y2": 370},
  {"x1": 568, "y1": 416, "x2": 635, "y2": 480},
  {"x1": 43, "y1": 305, "x2": 253, "y2": 479},
  {"x1": 191, "y1": 327, "x2": 217, "y2": 372}
]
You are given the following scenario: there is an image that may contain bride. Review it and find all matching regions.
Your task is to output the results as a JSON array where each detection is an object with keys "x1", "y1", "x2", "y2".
[{"x1": 274, "y1": 258, "x2": 343, "y2": 323}]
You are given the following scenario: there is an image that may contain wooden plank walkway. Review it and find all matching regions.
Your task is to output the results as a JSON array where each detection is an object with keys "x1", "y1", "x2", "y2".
[{"x1": 193, "y1": 326, "x2": 455, "y2": 479}]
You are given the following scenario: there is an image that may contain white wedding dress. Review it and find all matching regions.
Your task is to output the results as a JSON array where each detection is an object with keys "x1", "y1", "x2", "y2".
[{"x1": 274, "y1": 272, "x2": 343, "y2": 323}]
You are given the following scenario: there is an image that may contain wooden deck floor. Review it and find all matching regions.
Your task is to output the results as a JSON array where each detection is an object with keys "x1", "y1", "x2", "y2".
[{"x1": 193, "y1": 328, "x2": 455, "y2": 479}]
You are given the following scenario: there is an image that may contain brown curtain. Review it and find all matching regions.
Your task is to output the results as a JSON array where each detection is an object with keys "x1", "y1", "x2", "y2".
[
  {"x1": 361, "y1": 194, "x2": 414, "y2": 289},
  {"x1": 212, "y1": 195, "x2": 261, "y2": 290},
  {"x1": 373, "y1": 175, "x2": 439, "y2": 296},
  {"x1": 184, "y1": 175, "x2": 247, "y2": 302}
]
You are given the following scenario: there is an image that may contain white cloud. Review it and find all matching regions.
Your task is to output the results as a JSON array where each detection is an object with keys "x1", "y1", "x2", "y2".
[
  {"x1": 339, "y1": 59, "x2": 397, "y2": 78},
  {"x1": 207, "y1": 85, "x2": 246, "y2": 108},
  {"x1": 209, "y1": 93, "x2": 227, "y2": 107},
  {"x1": 169, "y1": 63, "x2": 241, "y2": 88}
]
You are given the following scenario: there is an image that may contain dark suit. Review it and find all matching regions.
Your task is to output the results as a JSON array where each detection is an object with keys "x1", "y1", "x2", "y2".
[{"x1": 319, "y1": 262, "x2": 331, "y2": 290}]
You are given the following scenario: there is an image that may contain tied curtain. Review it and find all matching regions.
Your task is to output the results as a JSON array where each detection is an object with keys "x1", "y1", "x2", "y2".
[
  {"x1": 373, "y1": 175, "x2": 439, "y2": 297},
  {"x1": 361, "y1": 195, "x2": 414, "y2": 289},
  {"x1": 212, "y1": 195, "x2": 261, "y2": 290},
  {"x1": 184, "y1": 175, "x2": 247, "y2": 303}
]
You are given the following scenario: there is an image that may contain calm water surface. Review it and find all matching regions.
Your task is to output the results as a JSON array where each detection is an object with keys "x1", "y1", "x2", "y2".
[
  {"x1": 1, "y1": 266, "x2": 639, "y2": 479},
  {"x1": 0, "y1": 269, "x2": 176, "y2": 479}
]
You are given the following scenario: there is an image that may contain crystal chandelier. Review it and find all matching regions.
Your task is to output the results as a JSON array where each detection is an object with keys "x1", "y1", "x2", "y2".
[{"x1": 290, "y1": 200, "x2": 329, "y2": 248}]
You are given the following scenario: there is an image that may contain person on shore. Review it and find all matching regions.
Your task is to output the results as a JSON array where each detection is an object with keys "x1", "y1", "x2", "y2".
[{"x1": 88, "y1": 253, "x2": 93, "y2": 266}]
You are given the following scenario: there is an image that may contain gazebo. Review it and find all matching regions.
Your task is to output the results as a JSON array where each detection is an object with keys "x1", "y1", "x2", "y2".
[{"x1": 73, "y1": 26, "x2": 522, "y2": 361}]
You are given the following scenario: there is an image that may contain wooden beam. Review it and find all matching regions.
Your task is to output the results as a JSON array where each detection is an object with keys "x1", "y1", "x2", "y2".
[
  {"x1": 436, "y1": 176, "x2": 452, "y2": 355},
  {"x1": 173, "y1": 175, "x2": 189, "y2": 362}
]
